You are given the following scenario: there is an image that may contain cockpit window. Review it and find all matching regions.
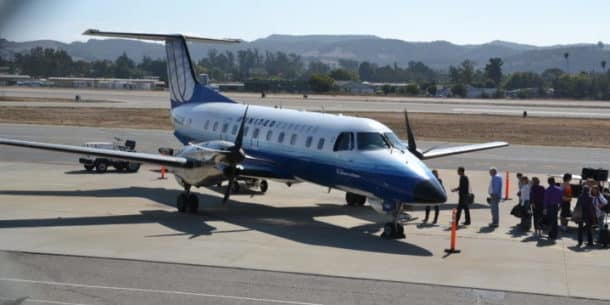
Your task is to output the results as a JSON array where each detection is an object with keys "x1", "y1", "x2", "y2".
[
  {"x1": 357, "y1": 132, "x2": 390, "y2": 150},
  {"x1": 384, "y1": 132, "x2": 406, "y2": 150},
  {"x1": 333, "y1": 132, "x2": 354, "y2": 151}
]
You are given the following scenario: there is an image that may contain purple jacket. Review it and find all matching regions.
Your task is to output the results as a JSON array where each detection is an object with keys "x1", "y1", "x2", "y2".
[
  {"x1": 530, "y1": 185, "x2": 545, "y2": 205},
  {"x1": 543, "y1": 185, "x2": 562, "y2": 208}
]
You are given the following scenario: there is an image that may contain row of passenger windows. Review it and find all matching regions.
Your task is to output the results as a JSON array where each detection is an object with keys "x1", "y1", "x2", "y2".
[{"x1": 202, "y1": 118, "x2": 326, "y2": 150}]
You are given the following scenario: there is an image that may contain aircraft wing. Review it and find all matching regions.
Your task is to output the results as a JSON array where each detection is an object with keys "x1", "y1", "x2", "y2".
[
  {"x1": 0, "y1": 138, "x2": 193, "y2": 168},
  {"x1": 420, "y1": 141, "x2": 509, "y2": 160}
]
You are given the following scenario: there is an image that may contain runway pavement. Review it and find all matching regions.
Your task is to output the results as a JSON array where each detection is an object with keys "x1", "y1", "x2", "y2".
[{"x1": 4, "y1": 87, "x2": 610, "y2": 118}]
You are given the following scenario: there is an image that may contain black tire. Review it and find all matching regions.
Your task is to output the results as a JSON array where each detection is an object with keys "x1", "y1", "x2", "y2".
[
  {"x1": 95, "y1": 160, "x2": 108, "y2": 173},
  {"x1": 84, "y1": 164, "x2": 94, "y2": 171},
  {"x1": 126, "y1": 162, "x2": 140, "y2": 173},
  {"x1": 177, "y1": 193, "x2": 187, "y2": 213},
  {"x1": 260, "y1": 180, "x2": 268, "y2": 193},
  {"x1": 187, "y1": 194, "x2": 199, "y2": 213}
]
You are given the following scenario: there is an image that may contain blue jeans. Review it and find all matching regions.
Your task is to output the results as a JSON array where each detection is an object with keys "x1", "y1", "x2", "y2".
[{"x1": 490, "y1": 195, "x2": 500, "y2": 225}]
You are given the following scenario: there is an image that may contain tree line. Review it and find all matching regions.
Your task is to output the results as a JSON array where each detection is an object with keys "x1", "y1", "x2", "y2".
[{"x1": 2, "y1": 46, "x2": 610, "y2": 99}]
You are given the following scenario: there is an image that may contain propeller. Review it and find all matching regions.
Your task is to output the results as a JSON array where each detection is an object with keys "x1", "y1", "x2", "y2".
[
  {"x1": 223, "y1": 106, "x2": 249, "y2": 203},
  {"x1": 404, "y1": 110, "x2": 423, "y2": 159}
]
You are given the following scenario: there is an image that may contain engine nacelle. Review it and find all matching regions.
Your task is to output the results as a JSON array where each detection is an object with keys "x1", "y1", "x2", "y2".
[{"x1": 171, "y1": 141, "x2": 234, "y2": 187}]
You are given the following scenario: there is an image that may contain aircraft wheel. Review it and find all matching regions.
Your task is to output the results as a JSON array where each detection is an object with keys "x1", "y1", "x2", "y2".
[
  {"x1": 187, "y1": 193, "x2": 199, "y2": 213},
  {"x1": 127, "y1": 162, "x2": 140, "y2": 173},
  {"x1": 177, "y1": 193, "x2": 187, "y2": 213},
  {"x1": 381, "y1": 222, "x2": 405, "y2": 239},
  {"x1": 95, "y1": 160, "x2": 108, "y2": 173},
  {"x1": 84, "y1": 164, "x2": 94, "y2": 171},
  {"x1": 260, "y1": 180, "x2": 268, "y2": 193},
  {"x1": 231, "y1": 181, "x2": 240, "y2": 193}
]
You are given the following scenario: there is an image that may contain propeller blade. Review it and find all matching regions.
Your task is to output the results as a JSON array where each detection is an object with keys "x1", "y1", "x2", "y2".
[
  {"x1": 234, "y1": 106, "x2": 249, "y2": 151},
  {"x1": 223, "y1": 175, "x2": 234, "y2": 203},
  {"x1": 404, "y1": 110, "x2": 423, "y2": 159}
]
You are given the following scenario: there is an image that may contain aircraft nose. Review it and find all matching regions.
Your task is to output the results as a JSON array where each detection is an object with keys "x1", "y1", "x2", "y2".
[{"x1": 413, "y1": 179, "x2": 447, "y2": 203}]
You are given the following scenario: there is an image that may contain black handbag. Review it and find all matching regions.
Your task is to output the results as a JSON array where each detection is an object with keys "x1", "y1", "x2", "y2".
[
  {"x1": 510, "y1": 204, "x2": 522, "y2": 218},
  {"x1": 467, "y1": 193, "x2": 475, "y2": 204}
]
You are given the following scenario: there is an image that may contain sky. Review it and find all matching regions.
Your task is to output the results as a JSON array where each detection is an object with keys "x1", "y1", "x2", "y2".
[{"x1": 0, "y1": 0, "x2": 609, "y2": 46}]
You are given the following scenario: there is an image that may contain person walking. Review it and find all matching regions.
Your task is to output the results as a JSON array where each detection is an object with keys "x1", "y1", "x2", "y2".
[
  {"x1": 560, "y1": 173, "x2": 573, "y2": 232},
  {"x1": 530, "y1": 177, "x2": 545, "y2": 236},
  {"x1": 451, "y1": 166, "x2": 471, "y2": 226},
  {"x1": 519, "y1": 176, "x2": 531, "y2": 230},
  {"x1": 423, "y1": 169, "x2": 443, "y2": 224},
  {"x1": 544, "y1": 177, "x2": 562, "y2": 240},
  {"x1": 488, "y1": 167, "x2": 503, "y2": 227}
]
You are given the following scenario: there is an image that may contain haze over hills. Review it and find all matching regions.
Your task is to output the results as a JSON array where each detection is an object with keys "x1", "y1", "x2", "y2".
[{"x1": 1, "y1": 34, "x2": 609, "y2": 73}]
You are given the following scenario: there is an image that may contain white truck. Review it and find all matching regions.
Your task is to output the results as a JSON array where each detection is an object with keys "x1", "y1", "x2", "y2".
[{"x1": 79, "y1": 139, "x2": 141, "y2": 173}]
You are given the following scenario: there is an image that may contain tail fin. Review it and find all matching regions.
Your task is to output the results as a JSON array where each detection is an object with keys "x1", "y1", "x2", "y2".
[{"x1": 83, "y1": 29, "x2": 239, "y2": 108}]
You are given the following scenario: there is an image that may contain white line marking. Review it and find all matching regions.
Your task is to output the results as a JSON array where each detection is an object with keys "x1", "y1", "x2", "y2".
[{"x1": 0, "y1": 277, "x2": 323, "y2": 305}]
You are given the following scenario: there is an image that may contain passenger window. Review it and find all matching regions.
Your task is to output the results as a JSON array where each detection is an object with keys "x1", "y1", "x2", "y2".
[
  {"x1": 317, "y1": 138, "x2": 325, "y2": 150},
  {"x1": 266, "y1": 130, "x2": 273, "y2": 141},
  {"x1": 253, "y1": 128, "x2": 260, "y2": 139},
  {"x1": 222, "y1": 123, "x2": 229, "y2": 133},
  {"x1": 269, "y1": 121, "x2": 276, "y2": 127},
  {"x1": 231, "y1": 125, "x2": 238, "y2": 135},
  {"x1": 333, "y1": 132, "x2": 354, "y2": 151},
  {"x1": 290, "y1": 134, "x2": 297, "y2": 145},
  {"x1": 263, "y1": 120, "x2": 269, "y2": 127},
  {"x1": 212, "y1": 121, "x2": 219, "y2": 132},
  {"x1": 204, "y1": 120, "x2": 210, "y2": 130},
  {"x1": 305, "y1": 136, "x2": 313, "y2": 148},
  {"x1": 278, "y1": 132, "x2": 285, "y2": 143}
]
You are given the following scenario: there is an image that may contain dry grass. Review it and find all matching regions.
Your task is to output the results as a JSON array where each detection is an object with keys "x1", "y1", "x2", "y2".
[{"x1": 0, "y1": 106, "x2": 608, "y2": 148}]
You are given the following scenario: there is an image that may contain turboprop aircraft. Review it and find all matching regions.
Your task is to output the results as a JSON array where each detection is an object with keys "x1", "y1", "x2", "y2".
[{"x1": 0, "y1": 29, "x2": 508, "y2": 239}]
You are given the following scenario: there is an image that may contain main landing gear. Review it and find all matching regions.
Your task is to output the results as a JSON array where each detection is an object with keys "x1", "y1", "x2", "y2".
[
  {"x1": 381, "y1": 203, "x2": 406, "y2": 239},
  {"x1": 177, "y1": 183, "x2": 199, "y2": 214}
]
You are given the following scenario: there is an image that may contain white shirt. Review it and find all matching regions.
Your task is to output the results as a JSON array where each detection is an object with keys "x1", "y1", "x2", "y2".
[{"x1": 520, "y1": 184, "x2": 530, "y2": 201}]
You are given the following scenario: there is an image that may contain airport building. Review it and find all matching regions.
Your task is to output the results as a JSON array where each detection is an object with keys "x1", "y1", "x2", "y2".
[
  {"x1": 47, "y1": 77, "x2": 165, "y2": 90},
  {"x1": 0, "y1": 74, "x2": 31, "y2": 86}
]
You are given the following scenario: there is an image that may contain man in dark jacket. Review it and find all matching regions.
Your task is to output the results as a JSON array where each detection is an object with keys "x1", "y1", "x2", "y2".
[{"x1": 451, "y1": 166, "x2": 471, "y2": 226}]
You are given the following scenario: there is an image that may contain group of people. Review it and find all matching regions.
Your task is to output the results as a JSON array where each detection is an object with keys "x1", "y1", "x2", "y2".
[
  {"x1": 516, "y1": 172, "x2": 609, "y2": 247},
  {"x1": 422, "y1": 168, "x2": 610, "y2": 249}
]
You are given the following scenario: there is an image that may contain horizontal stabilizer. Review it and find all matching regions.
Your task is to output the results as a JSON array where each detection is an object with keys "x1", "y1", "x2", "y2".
[{"x1": 83, "y1": 29, "x2": 240, "y2": 44}]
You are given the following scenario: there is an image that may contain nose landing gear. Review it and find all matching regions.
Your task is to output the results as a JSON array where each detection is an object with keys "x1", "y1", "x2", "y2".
[
  {"x1": 381, "y1": 202, "x2": 406, "y2": 239},
  {"x1": 176, "y1": 184, "x2": 199, "y2": 214}
]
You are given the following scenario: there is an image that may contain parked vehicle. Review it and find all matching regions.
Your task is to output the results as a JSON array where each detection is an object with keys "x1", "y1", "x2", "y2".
[{"x1": 79, "y1": 138, "x2": 141, "y2": 173}]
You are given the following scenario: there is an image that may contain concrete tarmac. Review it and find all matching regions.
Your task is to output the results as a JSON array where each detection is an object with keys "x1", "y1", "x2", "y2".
[
  {"x1": 4, "y1": 87, "x2": 610, "y2": 118},
  {"x1": 0, "y1": 161, "x2": 610, "y2": 302},
  {"x1": 1, "y1": 251, "x2": 608, "y2": 305}
]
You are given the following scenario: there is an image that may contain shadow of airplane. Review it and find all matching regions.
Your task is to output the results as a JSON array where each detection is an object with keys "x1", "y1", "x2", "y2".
[{"x1": 0, "y1": 187, "x2": 432, "y2": 256}]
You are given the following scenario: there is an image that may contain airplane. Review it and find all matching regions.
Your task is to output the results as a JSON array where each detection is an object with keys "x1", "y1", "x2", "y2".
[{"x1": 0, "y1": 29, "x2": 508, "y2": 239}]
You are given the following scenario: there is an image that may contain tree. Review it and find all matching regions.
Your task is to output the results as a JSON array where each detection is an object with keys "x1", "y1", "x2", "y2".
[
  {"x1": 308, "y1": 74, "x2": 335, "y2": 92},
  {"x1": 329, "y1": 68, "x2": 355, "y2": 81},
  {"x1": 404, "y1": 84, "x2": 420, "y2": 96},
  {"x1": 451, "y1": 83, "x2": 466, "y2": 97},
  {"x1": 563, "y1": 52, "x2": 570, "y2": 74},
  {"x1": 460, "y1": 60, "x2": 475, "y2": 84},
  {"x1": 484, "y1": 57, "x2": 503, "y2": 87},
  {"x1": 602, "y1": 60, "x2": 607, "y2": 72},
  {"x1": 114, "y1": 52, "x2": 135, "y2": 78},
  {"x1": 358, "y1": 62, "x2": 375, "y2": 81}
]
